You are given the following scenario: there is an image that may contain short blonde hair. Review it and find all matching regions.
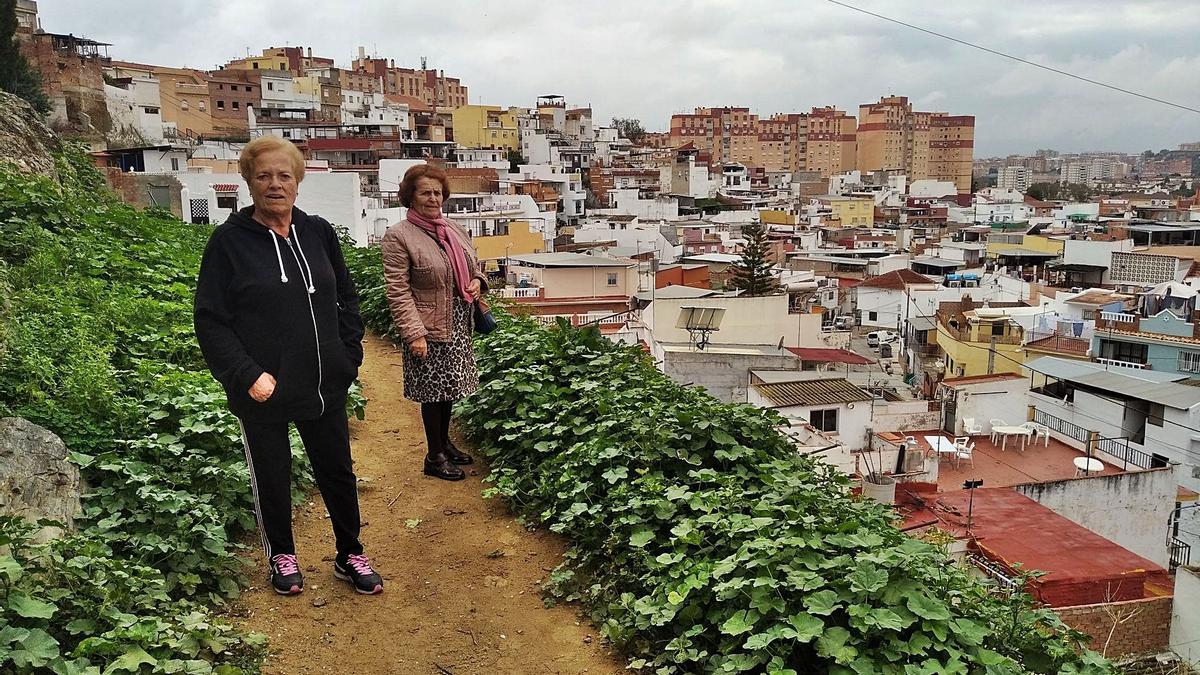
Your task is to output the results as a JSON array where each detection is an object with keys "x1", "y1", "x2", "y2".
[{"x1": 239, "y1": 136, "x2": 306, "y2": 183}]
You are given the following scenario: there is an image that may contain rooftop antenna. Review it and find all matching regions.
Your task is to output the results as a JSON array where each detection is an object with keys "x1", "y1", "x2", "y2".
[
  {"x1": 676, "y1": 306, "x2": 725, "y2": 351},
  {"x1": 421, "y1": 56, "x2": 427, "y2": 70}
]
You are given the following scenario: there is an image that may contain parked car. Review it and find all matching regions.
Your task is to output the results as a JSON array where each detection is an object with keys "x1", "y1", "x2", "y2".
[
  {"x1": 833, "y1": 315, "x2": 852, "y2": 330},
  {"x1": 866, "y1": 331, "x2": 898, "y2": 348}
]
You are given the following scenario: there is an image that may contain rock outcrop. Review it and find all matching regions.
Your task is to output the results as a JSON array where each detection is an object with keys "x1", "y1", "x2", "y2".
[
  {"x1": 0, "y1": 90, "x2": 61, "y2": 180},
  {"x1": 0, "y1": 417, "x2": 81, "y2": 542}
]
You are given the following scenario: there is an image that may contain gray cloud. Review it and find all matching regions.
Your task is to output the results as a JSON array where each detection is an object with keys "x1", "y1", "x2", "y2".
[{"x1": 39, "y1": 0, "x2": 1200, "y2": 155}]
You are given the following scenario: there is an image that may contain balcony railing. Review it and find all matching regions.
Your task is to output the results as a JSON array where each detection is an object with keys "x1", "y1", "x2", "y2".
[
  {"x1": 1032, "y1": 408, "x2": 1089, "y2": 443},
  {"x1": 495, "y1": 286, "x2": 542, "y2": 299},
  {"x1": 1099, "y1": 311, "x2": 1136, "y2": 324},
  {"x1": 1095, "y1": 357, "x2": 1149, "y2": 370},
  {"x1": 533, "y1": 313, "x2": 629, "y2": 327},
  {"x1": 1171, "y1": 537, "x2": 1191, "y2": 572}
]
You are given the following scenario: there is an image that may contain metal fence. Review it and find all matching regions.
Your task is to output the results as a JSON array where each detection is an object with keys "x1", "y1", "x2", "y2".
[
  {"x1": 1171, "y1": 537, "x2": 1192, "y2": 572},
  {"x1": 1031, "y1": 409, "x2": 1089, "y2": 443},
  {"x1": 1095, "y1": 436, "x2": 1155, "y2": 471}
]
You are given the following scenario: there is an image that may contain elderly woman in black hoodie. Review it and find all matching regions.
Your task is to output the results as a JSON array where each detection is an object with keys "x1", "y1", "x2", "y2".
[{"x1": 194, "y1": 136, "x2": 382, "y2": 596}]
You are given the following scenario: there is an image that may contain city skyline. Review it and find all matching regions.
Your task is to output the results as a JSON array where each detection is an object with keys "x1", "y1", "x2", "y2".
[{"x1": 37, "y1": 0, "x2": 1200, "y2": 156}]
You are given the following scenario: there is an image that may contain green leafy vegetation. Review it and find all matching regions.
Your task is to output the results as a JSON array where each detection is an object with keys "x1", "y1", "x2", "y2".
[
  {"x1": 0, "y1": 149, "x2": 364, "y2": 673},
  {"x1": 344, "y1": 245, "x2": 1113, "y2": 674}
]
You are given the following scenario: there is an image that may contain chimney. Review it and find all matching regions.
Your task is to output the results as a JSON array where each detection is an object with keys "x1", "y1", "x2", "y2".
[
  {"x1": 390, "y1": 59, "x2": 395, "y2": 68},
  {"x1": 307, "y1": 46, "x2": 312, "y2": 58},
  {"x1": 357, "y1": 46, "x2": 365, "y2": 60}
]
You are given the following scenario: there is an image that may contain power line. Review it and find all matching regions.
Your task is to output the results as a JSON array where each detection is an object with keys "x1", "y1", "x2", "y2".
[{"x1": 825, "y1": 0, "x2": 1200, "y2": 116}]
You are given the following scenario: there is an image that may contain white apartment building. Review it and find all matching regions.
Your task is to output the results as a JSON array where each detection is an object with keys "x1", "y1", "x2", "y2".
[{"x1": 997, "y1": 166, "x2": 1031, "y2": 192}]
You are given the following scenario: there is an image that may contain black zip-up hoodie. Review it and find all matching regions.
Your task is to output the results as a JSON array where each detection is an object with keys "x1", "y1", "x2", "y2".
[{"x1": 194, "y1": 206, "x2": 364, "y2": 423}]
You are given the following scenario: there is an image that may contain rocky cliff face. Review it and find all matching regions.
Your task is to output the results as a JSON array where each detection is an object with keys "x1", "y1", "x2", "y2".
[
  {"x1": 0, "y1": 90, "x2": 62, "y2": 180},
  {"x1": 0, "y1": 417, "x2": 81, "y2": 543}
]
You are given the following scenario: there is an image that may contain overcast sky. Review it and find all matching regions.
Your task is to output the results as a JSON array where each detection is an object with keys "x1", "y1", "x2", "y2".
[{"x1": 38, "y1": 0, "x2": 1200, "y2": 156}]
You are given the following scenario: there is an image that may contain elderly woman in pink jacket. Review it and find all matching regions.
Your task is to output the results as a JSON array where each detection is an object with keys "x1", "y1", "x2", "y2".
[{"x1": 381, "y1": 164, "x2": 487, "y2": 481}]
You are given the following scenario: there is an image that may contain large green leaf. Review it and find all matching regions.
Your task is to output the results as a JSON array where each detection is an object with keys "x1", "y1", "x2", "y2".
[
  {"x1": 8, "y1": 591, "x2": 57, "y2": 619},
  {"x1": 102, "y1": 647, "x2": 157, "y2": 674},
  {"x1": 906, "y1": 594, "x2": 951, "y2": 621}
]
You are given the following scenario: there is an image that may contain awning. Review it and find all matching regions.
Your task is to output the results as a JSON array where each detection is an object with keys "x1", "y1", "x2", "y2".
[{"x1": 785, "y1": 347, "x2": 874, "y2": 365}]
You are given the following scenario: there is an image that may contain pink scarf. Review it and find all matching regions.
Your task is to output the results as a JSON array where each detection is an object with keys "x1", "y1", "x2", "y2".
[{"x1": 407, "y1": 209, "x2": 474, "y2": 302}]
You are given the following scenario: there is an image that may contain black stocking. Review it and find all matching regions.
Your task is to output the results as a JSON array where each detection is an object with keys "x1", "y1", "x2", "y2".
[{"x1": 420, "y1": 401, "x2": 454, "y2": 460}]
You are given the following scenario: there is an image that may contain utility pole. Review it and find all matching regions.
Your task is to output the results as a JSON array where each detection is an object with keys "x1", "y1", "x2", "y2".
[
  {"x1": 987, "y1": 336, "x2": 997, "y2": 375},
  {"x1": 964, "y1": 479, "x2": 984, "y2": 534}
]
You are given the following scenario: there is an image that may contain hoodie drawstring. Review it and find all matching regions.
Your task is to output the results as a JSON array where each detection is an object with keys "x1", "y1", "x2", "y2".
[
  {"x1": 291, "y1": 226, "x2": 317, "y2": 295},
  {"x1": 270, "y1": 231, "x2": 288, "y2": 283}
]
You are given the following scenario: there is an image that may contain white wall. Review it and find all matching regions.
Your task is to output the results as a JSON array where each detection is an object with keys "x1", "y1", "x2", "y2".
[
  {"x1": 105, "y1": 79, "x2": 165, "y2": 145},
  {"x1": 1014, "y1": 467, "x2": 1176, "y2": 568},
  {"x1": 601, "y1": 189, "x2": 679, "y2": 220},
  {"x1": 142, "y1": 148, "x2": 189, "y2": 173},
  {"x1": 946, "y1": 378, "x2": 1031, "y2": 435},
  {"x1": 856, "y1": 287, "x2": 905, "y2": 330},
  {"x1": 649, "y1": 294, "x2": 800, "y2": 347},
  {"x1": 1171, "y1": 567, "x2": 1200, "y2": 666},
  {"x1": 909, "y1": 180, "x2": 957, "y2": 198},
  {"x1": 745, "y1": 396, "x2": 873, "y2": 452},
  {"x1": 378, "y1": 159, "x2": 428, "y2": 192}
]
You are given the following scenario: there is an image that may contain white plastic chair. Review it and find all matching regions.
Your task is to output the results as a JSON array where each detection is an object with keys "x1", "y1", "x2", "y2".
[
  {"x1": 962, "y1": 417, "x2": 983, "y2": 437},
  {"x1": 989, "y1": 418, "x2": 1006, "y2": 443},
  {"x1": 1021, "y1": 421, "x2": 1050, "y2": 447},
  {"x1": 956, "y1": 442, "x2": 976, "y2": 469}
]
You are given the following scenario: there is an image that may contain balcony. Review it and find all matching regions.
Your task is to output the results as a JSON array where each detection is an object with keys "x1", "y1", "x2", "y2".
[
  {"x1": 1094, "y1": 357, "x2": 1149, "y2": 370},
  {"x1": 1095, "y1": 312, "x2": 1140, "y2": 332},
  {"x1": 495, "y1": 286, "x2": 543, "y2": 300}
]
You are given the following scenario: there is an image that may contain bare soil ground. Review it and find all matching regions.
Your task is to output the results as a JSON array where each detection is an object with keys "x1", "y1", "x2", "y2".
[{"x1": 231, "y1": 334, "x2": 627, "y2": 675}]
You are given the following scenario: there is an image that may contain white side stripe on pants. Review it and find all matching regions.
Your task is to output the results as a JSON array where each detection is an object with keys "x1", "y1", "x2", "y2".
[{"x1": 237, "y1": 418, "x2": 272, "y2": 562}]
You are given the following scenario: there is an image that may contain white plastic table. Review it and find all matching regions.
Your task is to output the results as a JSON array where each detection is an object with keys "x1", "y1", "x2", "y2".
[
  {"x1": 992, "y1": 425, "x2": 1032, "y2": 452},
  {"x1": 925, "y1": 435, "x2": 959, "y2": 465},
  {"x1": 1074, "y1": 456, "x2": 1104, "y2": 476}
]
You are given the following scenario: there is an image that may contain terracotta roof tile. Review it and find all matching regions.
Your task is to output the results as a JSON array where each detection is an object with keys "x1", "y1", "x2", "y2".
[{"x1": 857, "y1": 269, "x2": 937, "y2": 290}]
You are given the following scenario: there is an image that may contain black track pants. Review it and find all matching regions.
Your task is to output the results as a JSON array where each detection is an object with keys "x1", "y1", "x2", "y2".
[{"x1": 237, "y1": 406, "x2": 363, "y2": 561}]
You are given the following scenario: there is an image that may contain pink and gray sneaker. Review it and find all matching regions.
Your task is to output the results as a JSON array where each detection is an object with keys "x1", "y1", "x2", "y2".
[
  {"x1": 334, "y1": 553, "x2": 383, "y2": 595},
  {"x1": 269, "y1": 553, "x2": 303, "y2": 595}
]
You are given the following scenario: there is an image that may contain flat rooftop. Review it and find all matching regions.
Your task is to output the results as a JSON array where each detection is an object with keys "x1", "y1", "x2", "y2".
[{"x1": 898, "y1": 487, "x2": 1171, "y2": 606}]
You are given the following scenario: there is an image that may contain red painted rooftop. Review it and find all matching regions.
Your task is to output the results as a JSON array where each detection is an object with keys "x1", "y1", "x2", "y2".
[
  {"x1": 784, "y1": 347, "x2": 873, "y2": 365},
  {"x1": 898, "y1": 487, "x2": 1171, "y2": 606}
]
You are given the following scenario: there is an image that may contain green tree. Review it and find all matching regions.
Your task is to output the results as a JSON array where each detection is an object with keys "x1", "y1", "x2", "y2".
[
  {"x1": 611, "y1": 117, "x2": 646, "y2": 144},
  {"x1": 1027, "y1": 182, "x2": 1057, "y2": 200},
  {"x1": 506, "y1": 149, "x2": 525, "y2": 173},
  {"x1": 726, "y1": 222, "x2": 780, "y2": 296},
  {"x1": 0, "y1": 0, "x2": 50, "y2": 114}
]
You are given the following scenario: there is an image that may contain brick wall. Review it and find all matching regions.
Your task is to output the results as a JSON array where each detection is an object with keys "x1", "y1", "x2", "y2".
[
  {"x1": 102, "y1": 169, "x2": 185, "y2": 218},
  {"x1": 1055, "y1": 596, "x2": 1172, "y2": 658}
]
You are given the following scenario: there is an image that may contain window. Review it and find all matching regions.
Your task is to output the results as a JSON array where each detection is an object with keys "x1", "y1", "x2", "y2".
[
  {"x1": 218, "y1": 84, "x2": 224, "y2": 90},
  {"x1": 252, "y1": 63, "x2": 259, "y2": 69},
  {"x1": 232, "y1": 101, "x2": 239, "y2": 110},
  {"x1": 809, "y1": 408, "x2": 838, "y2": 432},
  {"x1": 144, "y1": 106, "x2": 159, "y2": 115},
  {"x1": 216, "y1": 195, "x2": 238, "y2": 211},
  {"x1": 170, "y1": 157, "x2": 179, "y2": 171},
  {"x1": 231, "y1": 85, "x2": 238, "y2": 91},
  {"x1": 1180, "y1": 352, "x2": 1200, "y2": 373},
  {"x1": 868, "y1": 311, "x2": 877, "y2": 322},
  {"x1": 991, "y1": 322, "x2": 1006, "y2": 336},
  {"x1": 607, "y1": 272, "x2": 618, "y2": 286},
  {"x1": 216, "y1": 100, "x2": 225, "y2": 110},
  {"x1": 266, "y1": 82, "x2": 273, "y2": 91},
  {"x1": 1101, "y1": 339, "x2": 1147, "y2": 365}
]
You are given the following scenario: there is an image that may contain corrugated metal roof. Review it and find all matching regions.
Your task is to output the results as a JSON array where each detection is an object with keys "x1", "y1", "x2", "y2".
[
  {"x1": 1025, "y1": 356, "x2": 1200, "y2": 408},
  {"x1": 753, "y1": 378, "x2": 873, "y2": 407}
]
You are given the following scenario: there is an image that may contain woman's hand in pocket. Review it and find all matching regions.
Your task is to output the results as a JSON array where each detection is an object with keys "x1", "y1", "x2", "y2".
[{"x1": 249, "y1": 372, "x2": 277, "y2": 402}]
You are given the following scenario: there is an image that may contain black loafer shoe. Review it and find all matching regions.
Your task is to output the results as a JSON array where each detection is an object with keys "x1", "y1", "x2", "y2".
[{"x1": 424, "y1": 456, "x2": 466, "y2": 481}]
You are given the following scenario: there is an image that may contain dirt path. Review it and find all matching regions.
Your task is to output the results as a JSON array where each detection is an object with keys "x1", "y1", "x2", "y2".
[{"x1": 232, "y1": 334, "x2": 626, "y2": 675}]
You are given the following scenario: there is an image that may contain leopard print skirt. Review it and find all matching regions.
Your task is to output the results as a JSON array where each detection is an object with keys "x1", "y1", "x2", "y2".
[{"x1": 402, "y1": 297, "x2": 480, "y2": 403}]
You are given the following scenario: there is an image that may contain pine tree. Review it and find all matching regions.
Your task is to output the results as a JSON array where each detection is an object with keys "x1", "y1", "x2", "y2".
[
  {"x1": 0, "y1": 0, "x2": 50, "y2": 115},
  {"x1": 726, "y1": 222, "x2": 780, "y2": 296}
]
